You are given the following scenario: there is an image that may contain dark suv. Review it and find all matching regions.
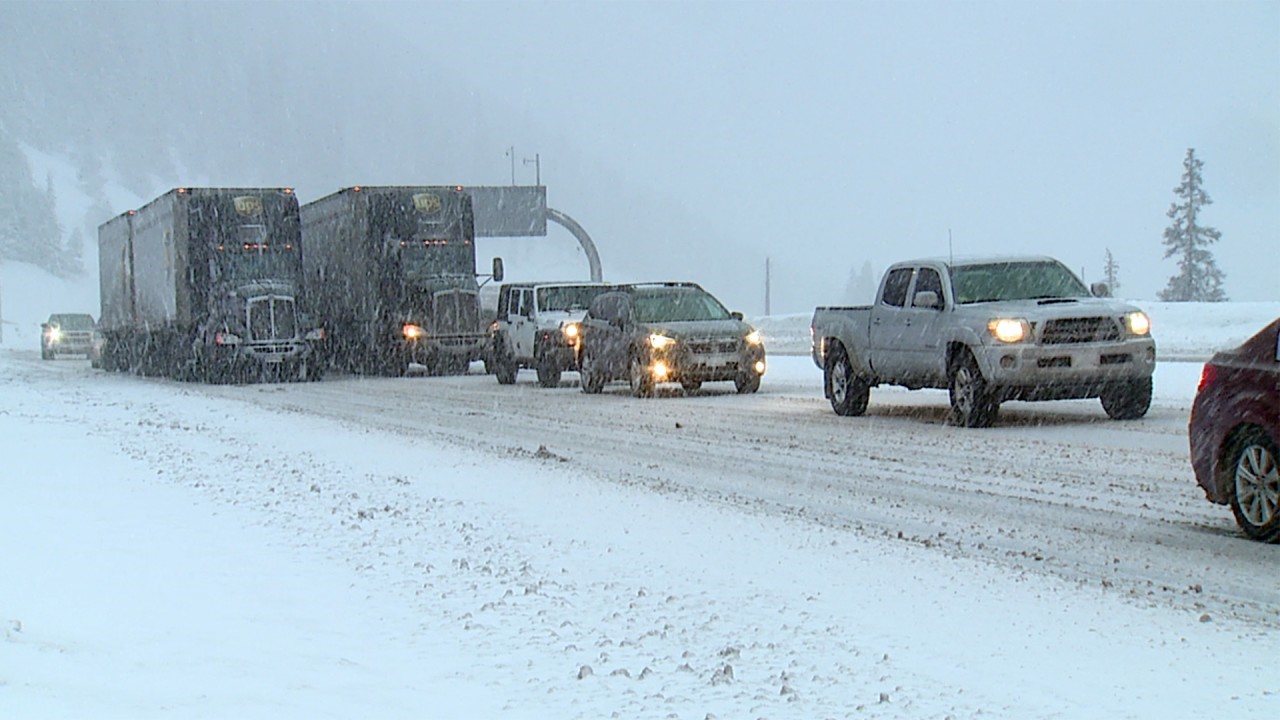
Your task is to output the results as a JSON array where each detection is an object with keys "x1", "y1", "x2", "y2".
[
  {"x1": 578, "y1": 282, "x2": 766, "y2": 396},
  {"x1": 41, "y1": 313, "x2": 98, "y2": 361}
]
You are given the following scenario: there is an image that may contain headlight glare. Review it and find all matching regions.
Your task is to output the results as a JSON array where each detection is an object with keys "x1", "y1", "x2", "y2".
[
  {"x1": 1125, "y1": 311, "x2": 1151, "y2": 336},
  {"x1": 648, "y1": 334, "x2": 676, "y2": 349},
  {"x1": 403, "y1": 324, "x2": 425, "y2": 340},
  {"x1": 562, "y1": 322, "x2": 580, "y2": 339},
  {"x1": 745, "y1": 329, "x2": 762, "y2": 345},
  {"x1": 987, "y1": 318, "x2": 1029, "y2": 343}
]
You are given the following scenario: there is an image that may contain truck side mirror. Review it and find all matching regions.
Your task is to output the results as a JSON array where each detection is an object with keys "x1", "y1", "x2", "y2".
[
  {"x1": 731, "y1": 311, "x2": 744, "y2": 321},
  {"x1": 491, "y1": 257, "x2": 504, "y2": 282},
  {"x1": 912, "y1": 290, "x2": 939, "y2": 309},
  {"x1": 1090, "y1": 282, "x2": 1111, "y2": 298}
]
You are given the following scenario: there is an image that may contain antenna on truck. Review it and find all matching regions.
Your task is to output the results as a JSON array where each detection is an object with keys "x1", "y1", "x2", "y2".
[{"x1": 948, "y1": 228, "x2": 954, "y2": 265}]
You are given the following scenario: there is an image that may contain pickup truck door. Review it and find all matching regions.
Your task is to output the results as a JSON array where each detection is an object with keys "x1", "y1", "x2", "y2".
[
  {"x1": 895, "y1": 266, "x2": 949, "y2": 385},
  {"x1": 867, "y1": 266, "x2": 915, "y2": 379}
]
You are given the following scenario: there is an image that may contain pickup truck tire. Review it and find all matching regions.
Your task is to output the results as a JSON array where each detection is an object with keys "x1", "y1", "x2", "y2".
[
  {"x1": 1225, "y1": 428, "x2": 1280, "y2": 543},
  {"x1": 628, "y1": 353, "x2": 655, "y2": 398},
  {"x1": 948, "y1": 352, "x2": 999, "y2": 428},
  {"x1": 825, "y1": 347, "x2": 869, "y2": 416},
  {"x1": 579, "y1": 347, "x2": 605, "y2": 394},
  {"x1": 1099, "y1": 378, "x2": 1152, "y2": 420}
]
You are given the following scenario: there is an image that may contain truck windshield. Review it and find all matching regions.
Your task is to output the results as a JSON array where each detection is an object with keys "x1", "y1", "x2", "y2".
[
  {"x1": 537, "y1": 285, "x2": 609, "y2": 313},
  {"x1": 949, "y1": 261, "x2": 1090, "y2": 304},
  {"x1": 632, "y1": 288, "x2": 732, "y2": 323},
  {"x1": 215, "y1": 231, "x2": 303, "y2": 284},
  {"x1": 398, "y1": 237, "x2": 474, "y2": 278}
]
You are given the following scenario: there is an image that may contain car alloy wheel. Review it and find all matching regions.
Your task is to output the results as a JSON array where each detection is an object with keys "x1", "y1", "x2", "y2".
[{"x1": 1229, "y1": 430, "x2": 1280, "y2": 542}]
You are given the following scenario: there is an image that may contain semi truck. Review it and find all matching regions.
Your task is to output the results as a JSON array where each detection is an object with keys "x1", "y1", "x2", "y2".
[
  {"x1": 97, "y1": 187, "x2": 320, "y2": 382},
  {"x1": 301, "y1": 186, "x2": 501, "y2": 376}
]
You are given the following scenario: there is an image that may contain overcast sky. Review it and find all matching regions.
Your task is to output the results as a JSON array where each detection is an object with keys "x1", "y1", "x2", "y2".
[
  {"x1": 8, "y1": 0, "x2": 1277, "y2": 313},
  {"x1": 406, "y1": 0, "x2": 1278, "y2": 310}
]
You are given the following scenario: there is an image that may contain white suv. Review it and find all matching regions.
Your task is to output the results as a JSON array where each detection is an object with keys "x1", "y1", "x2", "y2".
[{"x1": 488, "y1": 282, "x2": 614, "y2": 387}]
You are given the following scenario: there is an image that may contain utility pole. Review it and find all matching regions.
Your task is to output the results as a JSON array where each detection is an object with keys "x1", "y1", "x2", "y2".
[
  {"x1": 505, "y1": 146, "x2": 516, "y2": 185},
  {"x1": 764, "y1": 257, "x2": 772, "y2": 316},
  {"x1": 523, "y1": 153, "x2": 541, "y2": 186}
]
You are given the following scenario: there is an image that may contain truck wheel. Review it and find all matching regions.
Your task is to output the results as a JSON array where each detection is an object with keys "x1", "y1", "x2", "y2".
[
  {"x1": 948, "y1": 352, "x2": 998, "y2": 428},
  {"x1": 1225, "y1": 428, "x2": 1280, "y2": 543},
  {"x1": 41, "y1": 345, "x2": 54, "y2": 360},
  {"x1": 734, "y1": 373, "x2": 760, "y2": 394},
  {"x1": 681, "y1": 379, "x2": 703, "y2": 393},
  {"x1": 1099, "y1": 378, "x2": 1152, "y2": 420},
  {"x1": 579, "y1": 348, "x2": 605, "y2": 394},
  {"x1": 628, "y1": 353, "x2": 654, "y2": 398},
  {"x1": 535, "y1": 360, "x2": 562, "y2": 388},
  {"x1": 825, "y1": 347, "x2": 869, "y2": 416}
]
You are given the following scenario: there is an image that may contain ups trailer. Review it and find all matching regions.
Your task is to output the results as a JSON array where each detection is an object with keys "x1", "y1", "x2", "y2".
[
  {"x1": 97, "y1": 187, "x2": 321, "y2": 382},
  {"x1": 301, "y1": 186, "x2": 502, "y2": 376}
]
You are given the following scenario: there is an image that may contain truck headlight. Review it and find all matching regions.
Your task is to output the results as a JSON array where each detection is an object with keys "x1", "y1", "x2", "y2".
[
  {"x1": 745, "y1": 329, "x2": 762, "y2": 346},
  {"x1": 562, "y1": 322, "x2": 581, "y2": 340},
  {"x1": 648, "y1": 334, "x2": 676, "y2": 349},
  {"x1": 987, "y1": 318, "x2": 1030, "y2": 343},
  {"x1": 1125, "y1": 311, "x2": 1151, "y2": 336},
  {"x1": 403, "y1": 324, "x2": 425, "y2": 340}
]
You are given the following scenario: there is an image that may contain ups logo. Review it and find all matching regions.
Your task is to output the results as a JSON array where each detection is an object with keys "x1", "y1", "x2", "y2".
[
  {"x1": 413, "y1": 193, "x2": 443, "y2": 214},
  {"x1": 234, "y1": 196, "x2": 264, "y2": 216}
]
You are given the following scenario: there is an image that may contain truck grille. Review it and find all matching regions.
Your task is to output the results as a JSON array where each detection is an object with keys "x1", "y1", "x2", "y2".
[
  {"x1": 248, "y1": 297, "x2": 297, "y2": 342},
  {"x1": 431, "y1": 289, "x2": 480, "y2": 336},
  {"x1": 1040, "y1": 317, "x2": 1121, "y2": 345}
]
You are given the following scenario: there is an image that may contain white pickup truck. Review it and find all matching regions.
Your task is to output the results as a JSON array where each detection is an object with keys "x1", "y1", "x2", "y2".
[{"x1": 810, "y1": 256, "x2": 1156, "y2": 427}]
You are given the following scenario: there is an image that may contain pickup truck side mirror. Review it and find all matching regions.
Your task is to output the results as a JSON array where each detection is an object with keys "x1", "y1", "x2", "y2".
[
  {"x1": 912, "y1": 290, "x2": 940, "y2": 309},
  {"x1": 491, "y1": 257, "x2": 505, "y2": 282},
  {"x1": 731, "y1": 311, "x2": 744, "y2": 321},
  {"x1": 1090, "y1": 282, "x2": 1111, "y2": 298}
]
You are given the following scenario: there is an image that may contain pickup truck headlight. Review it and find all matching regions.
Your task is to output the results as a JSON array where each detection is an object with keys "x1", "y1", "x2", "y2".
[
  {"x1": 744, "y1": 329, "x2": 762, "y2": 346},
  {"x1": 648, "y1": 334, "x2": 676, "y2": 349},
  {"x1": 402, "y1": 323, "x2": 426, "y2": 340},
  {"x1": 1125, "y1": 311, "x2": 1151, "y2": 336},
  {"x1": 45, "y1": 327, "x2": 63, "y2": 342},
  {"x1": 987, "y1": 318, "x2": 1030, "y2": 343},
  {"x1": 562, "y1": 322, "x2": 581, "y2": 340}
]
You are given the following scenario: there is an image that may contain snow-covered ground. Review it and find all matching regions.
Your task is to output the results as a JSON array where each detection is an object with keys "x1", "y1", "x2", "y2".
[{"x1": 1, "y1": 292, "x2": 1277, "y2": 718}]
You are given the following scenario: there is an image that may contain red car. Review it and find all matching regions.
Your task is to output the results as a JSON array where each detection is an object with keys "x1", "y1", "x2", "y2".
[{"x1": 1189, "y1": 318, "x2": 1280, "y2": 542}]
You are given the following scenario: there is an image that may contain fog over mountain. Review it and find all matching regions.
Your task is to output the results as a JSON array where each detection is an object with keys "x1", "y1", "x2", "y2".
[{"x1": 2, "y1": 1, "x2": 1276, "y2": 314}]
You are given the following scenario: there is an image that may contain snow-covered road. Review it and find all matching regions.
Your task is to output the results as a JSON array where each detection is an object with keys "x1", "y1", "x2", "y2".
[{"x1": 2, "y1": 348, "x2": 1276, "y2": 719}]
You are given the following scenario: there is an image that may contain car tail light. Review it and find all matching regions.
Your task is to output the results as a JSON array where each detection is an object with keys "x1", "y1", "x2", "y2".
[{"x1": 1196, "y1": 363, "x2": 1217, "y2": 393}]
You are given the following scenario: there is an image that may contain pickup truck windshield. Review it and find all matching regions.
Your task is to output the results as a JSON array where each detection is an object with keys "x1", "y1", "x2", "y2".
[
  {"x1": 949, "y1": 261, "x2": 1090, "y2": 304},
  {"x1": 633, "y1": 288, "x2": 732, "y2": 323}
]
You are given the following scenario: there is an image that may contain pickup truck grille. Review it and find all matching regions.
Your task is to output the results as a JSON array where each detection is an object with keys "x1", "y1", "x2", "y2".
[
  {"x1": 1040, "y1": 317, "x2": 1121, "y2": 345},
  {"x1": 687, "y1": 339, "x2": 740, "y2": 354}
]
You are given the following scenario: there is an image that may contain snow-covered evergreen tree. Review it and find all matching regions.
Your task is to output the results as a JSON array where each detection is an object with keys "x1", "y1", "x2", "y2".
[
  {"x1": 1158, "y1": 148, "x2": 1226, "y2": 302},
  {"x1": 1103, "y1": 249, "x2": 1120, "y2": 296}
]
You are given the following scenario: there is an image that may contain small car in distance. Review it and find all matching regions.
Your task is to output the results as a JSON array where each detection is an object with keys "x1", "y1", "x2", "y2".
[
  {"x1": 41, "y1": 313, "x2": 98, "y2": 361},
  {"x1": 578, "y1": 282, "x2": 766, "y2": 397},
  {"x1": 1189, "y1": 317, "x2": 1280, "y2": 542}
]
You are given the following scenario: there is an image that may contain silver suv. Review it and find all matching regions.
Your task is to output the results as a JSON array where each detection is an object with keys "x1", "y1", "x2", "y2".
[{"x1": 578, "y1": 282, "x2": 766, "y2": 397}]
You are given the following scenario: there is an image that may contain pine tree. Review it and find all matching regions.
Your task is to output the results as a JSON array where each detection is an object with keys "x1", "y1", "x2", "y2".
[
  {"x1": 1158, "y1": 148, "x2": 1227, "y2": 302},
  {"x1": 1103, "y1": 249, "x2": 1120, "y2": 296}
]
